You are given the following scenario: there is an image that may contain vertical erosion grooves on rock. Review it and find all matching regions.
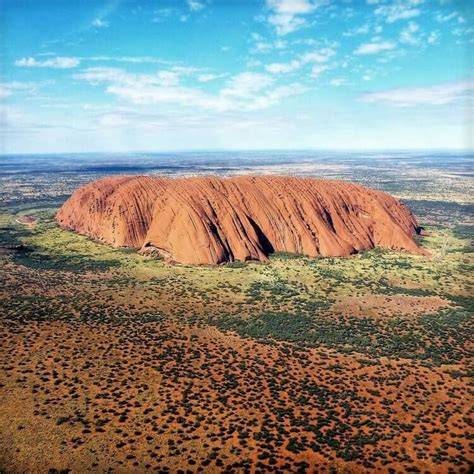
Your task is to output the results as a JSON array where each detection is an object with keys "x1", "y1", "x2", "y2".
[
  {"x1": 56, "y1": 176, "x2": 168, "y2": 248},
  {"x1": 56, "y1": 175, "x2": 427, "y2": 264}
]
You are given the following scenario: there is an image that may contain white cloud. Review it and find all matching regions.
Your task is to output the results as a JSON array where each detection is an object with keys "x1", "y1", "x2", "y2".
[
  {"x1": 343, "y1": 24, "x2": 370, "y2": 37},
  {"x1": 0, "y1": 81, "x2": 45, "y2": 98},
  {"x1": 293, "y1": 38, "x2": 317, "y2": 46},
  {"x1": 265, "y1": 0, "x2": 319, "y2": 36},
  {"x1": 255, "y1": 41, "x2": 272, "y2": 53},
  {"x1": 155, "y1": 71, "x2": 181, "y2": 86},
  {"x1": 15, "y1": 56, "x2": 80, "y2": 69},
  {"x1": 354, "y1": 41, "x2": 396, "y2": 55},
  {"x1": 256, "y1": 83, "x2": 306, "y2": 107},
  {"x1": 75, "y1": 67, "x2": 304, "y2": 112},
  {"x1": 265, "y1": 47, "x2": 336, "y2": 75},
  {"x1": 274, "y1": 39, "x2": 287, "y2": 49},
  {"x1": 310, "y1": 64, "x2": 330, "y2": 77},
  {"x1": 197, "y1": 73, "x2": 222, "y2": 82},
  {"x1": 435, "y1": 11, "x2": 457, "y2": 22},
  {"x1": 152, "y1": 8, "x2": 177, "y2": 22},
  {"x1": 75, "y1": 66, "x2": 193, "y2": 87},
  {"x1": 329, "y1": 78, "x2": 346, "y2": 87},
  {"x1": 0, "y1": 86, "x2": 11, "y2": 98},
  {"x1": 266, "y1": 60, "x2": 301, "y2": 74},
  {"x1": 152, "y1": 2, "x2": 206, "y2": 23},
  {"x1": 374, "y1": 1, "x2": 423, "y2": 23},
  {"x1": 427, "y1": 31, "x2": 440, "y2": 44},
  {"x1": 92, "y1": 18, "x2": 109, "y2": 28},
  {"x1": 88, "y1": 55, "x2": 172, "y2": 65},
  {"x1": 302, "y1": 47, "x2": 335, "y2": 63},
  {"x1": 250, "y1": 34, "x2": 288, "y2": 54},
  {"x1": 187, "y1": 0, "x2": 206, "y2": 11},
  {"x1": 359, "y1": 79, "x2": 474, "y2": 107},
  {"x1": 221, "y1": 72, "x2": 273, "y2": 98},
  {"x1": 0, "y1": 105, "x2": 25, "y2": 130},
  {"x1": 399, "y1": 21, "x2": 420, "y2": 45}
]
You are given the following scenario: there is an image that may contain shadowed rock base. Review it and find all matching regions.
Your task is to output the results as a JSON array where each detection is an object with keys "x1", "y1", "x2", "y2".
[{"x1": 56, "y1": 175, "x2": 426, "y2": 264}]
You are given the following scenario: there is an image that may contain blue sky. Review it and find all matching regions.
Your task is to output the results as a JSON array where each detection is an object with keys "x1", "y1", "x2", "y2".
[{"x1": 1, "y1": 0, "x2": 473, "y2": 153}]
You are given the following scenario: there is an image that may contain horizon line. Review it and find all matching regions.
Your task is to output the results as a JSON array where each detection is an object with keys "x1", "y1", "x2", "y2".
[{"x1": 1, "y1": 147, "x2": 474, "y2": 157}]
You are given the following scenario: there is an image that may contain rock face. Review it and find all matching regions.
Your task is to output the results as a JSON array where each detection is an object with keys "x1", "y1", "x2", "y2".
[{"x1": 56, "y1": 175, "x2": 425, "y2": 264}]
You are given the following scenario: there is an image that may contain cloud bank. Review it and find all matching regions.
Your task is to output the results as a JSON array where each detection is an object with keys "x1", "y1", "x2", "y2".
[{"x1": 359, "y1": 79, "x2": 474, "y2": 107}]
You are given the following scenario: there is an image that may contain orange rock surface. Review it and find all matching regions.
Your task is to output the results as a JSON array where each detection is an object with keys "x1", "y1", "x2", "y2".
[{"x1": 56, "y1": 175, "x2": 425, "y2": 264}]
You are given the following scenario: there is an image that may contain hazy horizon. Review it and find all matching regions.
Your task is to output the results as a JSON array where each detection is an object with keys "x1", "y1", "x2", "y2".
[{"x1": 1, "y1": 147, "x2": 474, "y2": 157}]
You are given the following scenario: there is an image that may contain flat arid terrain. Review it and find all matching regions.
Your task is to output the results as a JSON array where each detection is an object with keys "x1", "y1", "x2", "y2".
[{"x1": 0, "y1": 152, "x2": 473, "y2": 473}]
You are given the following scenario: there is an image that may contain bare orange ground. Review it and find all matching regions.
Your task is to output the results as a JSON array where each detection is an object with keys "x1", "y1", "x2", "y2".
[
  {"x1": 15, "y1": 215, "x2": 38, "y2": 228},
  {"x1": 1, "y1": 316, "x2": 472, "y2": 474}
]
